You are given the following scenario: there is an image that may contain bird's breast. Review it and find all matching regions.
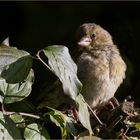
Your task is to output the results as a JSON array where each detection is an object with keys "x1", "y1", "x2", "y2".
[{"x1": 77, "y1": 49, "x2": 126, "y2": 108}]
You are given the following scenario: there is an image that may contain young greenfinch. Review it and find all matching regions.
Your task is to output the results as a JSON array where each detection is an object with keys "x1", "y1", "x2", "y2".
[
  {"x1": 38, "y1": 23, "x2": 126, "y2": 111},
  {"x1": 76, "y1": 23, "x2": 126, "y2": 108}
]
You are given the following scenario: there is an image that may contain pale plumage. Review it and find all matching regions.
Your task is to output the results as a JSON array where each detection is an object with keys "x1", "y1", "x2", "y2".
[{"x1": 76, "y1": 23, "x2": 126, "y2": 108}]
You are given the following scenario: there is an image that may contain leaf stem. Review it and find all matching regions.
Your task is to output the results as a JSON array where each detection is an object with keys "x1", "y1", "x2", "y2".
[
  {"x1": 3, "y1": 111, "x2": 40, "y2": 119},
  {"x1": 1, "y1": 104, "x2": 7, "y2": 115},
  {"x1": 36, "y1": 50, "x2": 52, "y2": 71}
]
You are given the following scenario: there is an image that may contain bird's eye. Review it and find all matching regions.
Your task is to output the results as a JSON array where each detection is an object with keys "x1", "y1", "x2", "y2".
[{"x1": 91, "y1": 33, "x2": 96, "y2": 38}]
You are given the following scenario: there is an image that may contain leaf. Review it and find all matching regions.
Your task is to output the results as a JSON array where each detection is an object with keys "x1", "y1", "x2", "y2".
[
  {"x1": 9, "y1": 113, "x2": 25, "y2": 128},
  {"x1": 24, "y1": 123, "x2": 50, "y2": 140},
  {"x1": 78, "y1": 136, "x2": 102, "y2": 140},
  {"x1": 0, "y1": 69, "x2": 34, "y2": 104},
  {"x1": 9, "y1": 113, "x2": 24, "y2": 124},
  {"x1": 42, "y1": 45, "x2": 82, "y2": 100},
  {"x1": 129, "y1": 137, "x2": 140, "y2": 140},
  {"x1": 46, "y1": 107, "x2": 77, "y2": 138},
  {"x1": 1, "y1": 56, "x2": 33, "y2": 83},
  {"x1": 77, "y1": 131, "x2": 102, "y2": 140},
  {"x1": 135, "y1": 123, "x2": 140, "y2": 131},
  {"x1": 0, "y1": 45, "x2": 34, "y2": 104},
  {"x1": 48, "y1": 110, "x2": 67, "y2": 139},
  {"x1": 0, "y1": 45, "x2": 33, "y2": 83},
  {"x1": 0, "y1": 112, "x2": 22, "y2": 140},
  {"x1": 76, "y1": 94, "x2": 93, "y2": 135},
  {"x1": 41, "y1": 45, "x2": 92, "y2": 134}
]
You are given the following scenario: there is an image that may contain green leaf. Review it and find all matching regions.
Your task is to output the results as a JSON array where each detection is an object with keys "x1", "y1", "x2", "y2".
[
  {"x1": 76, "y1": 94, "x2": 93, "y2": 135},
  {"x1": 0, "y1": 112, "x2": 22, "y2": 140},
  {"x1": 135, "y1": 123, "x2": 140, "y2": 131},
  {"x1": 41, "y1": 45, "x2": 92, "y2": 134},
  {"x1": 42, "y1": 45, "x2": 82, "y2": 100},
  {"x1": 129, "y1": 137, "x2": 140, "y2": 140},
  {"x1": 48, "y1": 110, "x2": 67, "y2": 139},
  {"x1": 9, "y1": 113, "x2": 24, "y2": 124},
  {"x1": 0, "y1": 69, "x2": 34, "y2": 104},
  {"x1": 0, "y1": 45, "x2": 33, "y2": 83},
  {"x1": 46, "y1": 107, "x2": 77, "y2": 138},
  {"x1": 9, "y1": 113, "x2": 25, "y2": 128},
  {"x1": 0, "y1": 45, "x2": 34, "y2": 104},
  {"x1": 1, "y1": 56, "x2": 33, "y2": 84},
  {"x1": 24, "y1": 123, "x2": 50, "y2": 140}
]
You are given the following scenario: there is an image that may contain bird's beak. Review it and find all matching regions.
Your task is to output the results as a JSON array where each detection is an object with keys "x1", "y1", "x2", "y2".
[{"x1": 78, "y1": 37, "x2": 92, "y2": 48}]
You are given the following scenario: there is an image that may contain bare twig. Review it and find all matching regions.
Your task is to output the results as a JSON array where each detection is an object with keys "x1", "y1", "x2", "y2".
[
  {"x1": 3, "y1": 111, "x2": 40, "y2": 119},
  {"x1": 83, "y1": 99, "x2": 103, "y2": 125}
]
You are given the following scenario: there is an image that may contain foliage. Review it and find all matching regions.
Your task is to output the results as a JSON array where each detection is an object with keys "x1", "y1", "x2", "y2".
[{"x1": 0, "y1": 42, "x2": 139, "y2": 139}]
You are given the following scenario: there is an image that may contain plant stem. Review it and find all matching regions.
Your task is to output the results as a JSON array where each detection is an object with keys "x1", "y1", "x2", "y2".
[
  {"x1": 36, "y1": 50, "x2": 52, "y2": 71},
  {"x1": 84, "y1": 99, "x2": 103, "y2": 125},
  {"x1": 3, "y1": 111, "x2": 40, "y2": 119}
]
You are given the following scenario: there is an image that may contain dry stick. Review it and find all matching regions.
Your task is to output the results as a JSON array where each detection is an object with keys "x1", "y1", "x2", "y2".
[
  {"x1": 1, "y1": 104, "x2": 40, "y2": 119},
  {"x1": 3, "y1": 111, "x2": 40, "y2": 119},
  {"x1": 108, "y1": 115, "x2": 123, "y2": 130},
  {"x1": 84, "y1": 99, "x2": 104, "y2": 125}
]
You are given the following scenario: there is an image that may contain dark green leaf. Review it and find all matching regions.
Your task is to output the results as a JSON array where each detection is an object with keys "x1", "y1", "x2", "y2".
[
  {"x1": 0, "y1": 45, "x2": 33, "y2": 83},
  {"x1": 1, "y1": 56, "x2": 33, "y2": 83},
  {"x1": 42, "y1": 45, "x2": 82, "y2": 100},
  {"x1": 0, "y1": 112, "x2": 22, "y2": 140}
]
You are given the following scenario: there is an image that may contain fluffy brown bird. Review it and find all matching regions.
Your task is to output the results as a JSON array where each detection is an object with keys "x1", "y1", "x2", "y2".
[{"x1": 76, "y1": 23, "x2": 126, "y2": 109}]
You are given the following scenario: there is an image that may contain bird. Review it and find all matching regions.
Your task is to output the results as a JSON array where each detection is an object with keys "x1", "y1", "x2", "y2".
[
  {"x1": 75, "y1": 23, "x2": 127, "y2": 109},
  {"x1": 38, "y1": 23, "x2": 126, "y2": 111}
]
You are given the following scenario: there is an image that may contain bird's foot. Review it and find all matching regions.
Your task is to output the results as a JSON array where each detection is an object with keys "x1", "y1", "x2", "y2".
[{"x1": 93, "y1": 97, "x2": 120, "y2": 117}]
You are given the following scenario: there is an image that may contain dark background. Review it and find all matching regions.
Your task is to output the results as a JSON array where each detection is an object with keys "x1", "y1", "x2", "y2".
[{"x1": 0, "y1": 2, "x2": 140, "y2": 105}]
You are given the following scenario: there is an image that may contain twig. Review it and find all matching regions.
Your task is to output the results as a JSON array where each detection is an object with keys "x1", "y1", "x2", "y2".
[
  {"x1": 83, "y1": 99, "x2": 103, "y2": 125},
  {"x1": 108, "y1": 115, "x2": 123, "y2": 130},
  {"x1": 3, "y1": 111, "x2": 40, "y2": 119}
]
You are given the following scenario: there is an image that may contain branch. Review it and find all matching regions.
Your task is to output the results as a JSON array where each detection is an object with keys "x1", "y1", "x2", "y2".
[{"x1": 3, "y1": 111, "x2": 40, "y2": 119}]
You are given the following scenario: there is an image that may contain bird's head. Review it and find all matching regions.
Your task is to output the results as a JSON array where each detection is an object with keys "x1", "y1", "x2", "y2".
[{"x1": 76, "y1": 23, "x2": 113, "y2": 51}]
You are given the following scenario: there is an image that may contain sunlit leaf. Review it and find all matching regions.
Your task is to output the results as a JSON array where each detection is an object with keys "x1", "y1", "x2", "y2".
[
  {"x1": 46, "y1": 107, "x2": 77, "y2": 138},
  {"x1": 0, "y1": 69, "x2": 34, "y2": 104},
  {"x1": 129, "y1": 137, "x2": 139, "y2": 140},
  {"x1": 24, "y1": 123, "x2": 50, "y2": 140},
  {"x1": 10, "y1": 113, "x2": 24, "y2": 124},
  {"x1": 135, "y1": 123, "x2": 140, "y2": 131},
  {"x1": 0, "y1": 112, "x2": 22, "y2": 140}
]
